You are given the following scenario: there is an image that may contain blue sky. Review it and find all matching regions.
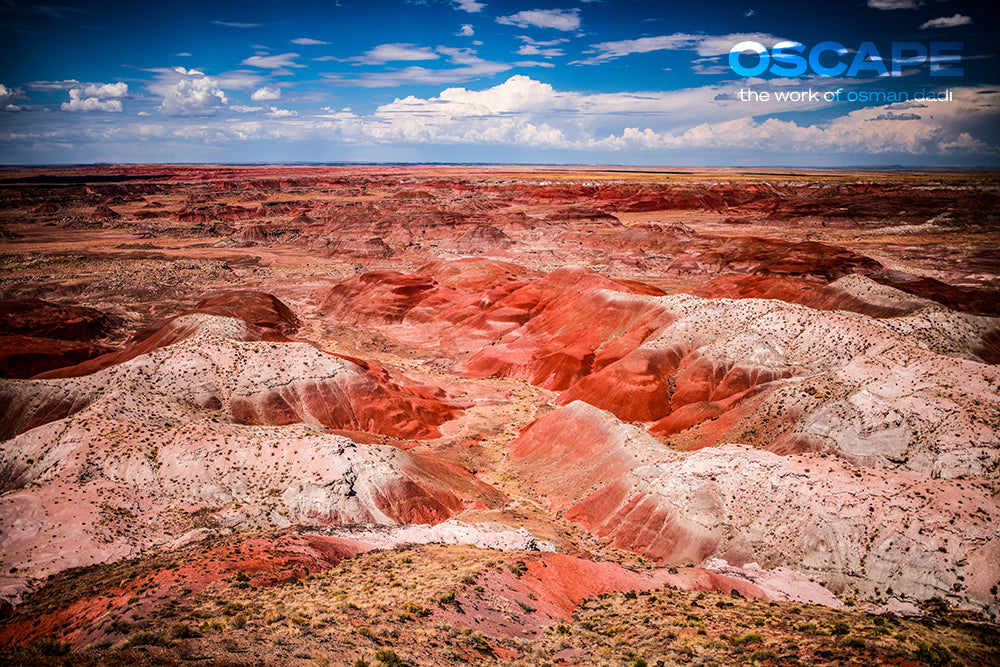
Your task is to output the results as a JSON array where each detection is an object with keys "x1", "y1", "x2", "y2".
[{"x1": 1, "y1": 0, "x2": 997, "y2": 166}]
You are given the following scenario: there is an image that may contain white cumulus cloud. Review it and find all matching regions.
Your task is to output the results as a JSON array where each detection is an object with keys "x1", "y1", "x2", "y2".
[
  {"x1": 357, "y1": 77, "x2": 999, "y2": 157},
  {"x1": 458, "y1": 24, "x2": 475, "y2": 37},
  {"x1": 14, "y1": 72, "x2": 997, "y2": 164},
  {"x1": 151, "y1": 68, "x2": 228, "y2": 116},
  {"x1": 380, "y1": 75, "x2": 560, "y2": 117},
  {"x1": 497, "y1": 9, "x2": 580, "y2": 31},
  {"x1": 251, "y1": 86, "x2": 282, "y2": 101},
  {"x1": 80, "y1": 82, "x2": 128, "y2": 98},
  {"x1": 599, "y1": 86, "x2": 998, "y2": 156},
  {"x1": 61, "y1": 82, "x2": 128, "y2": 112},
  {"x1": 292, "y1": 37, "x2": 329, "y2": 45},
  {"x1": 0, "y1": 84, "x2": 24, "y2": 111},
  {"x1": 62, "y1": 90, "x2": 123, "y2": 112}
]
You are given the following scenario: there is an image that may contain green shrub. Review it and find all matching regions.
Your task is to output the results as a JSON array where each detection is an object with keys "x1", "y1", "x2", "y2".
[
  {"x1": 516, "y1": 599, "x2": 536, "y2": 613},
  {"x1": 732, "y1": 632, "x2": 764, "y2": 645},
  {"x1": 913, "y1": 642, "x2": 951, "y2": 665},
  {"x1": 198, "y1": 620, "x2": 225, "y2": 633},
  {"x1": 374, "y1": 649, "x2": 404, "y2": 666},
  {"x1": 169, "y1": 623, "x2": 201, "y2": 639},
  {"x1": 23, "y1": 637, "x2": 72, "y2": 656},
  {"x1": 125, "y1": 630, "x2": 170, "y2": 647},
  {"x1": 507, "y1": 561, "x2": 526, "y2": 576},
  {"x1": 746, "y1": 650, "x2": 779, "y2": 663},
  {"x1": 401, "y1": 602, "x2": 428, "y2": 617},
  {"x1": 831, "y1": 621, "x2": 850, "y2": 636}
]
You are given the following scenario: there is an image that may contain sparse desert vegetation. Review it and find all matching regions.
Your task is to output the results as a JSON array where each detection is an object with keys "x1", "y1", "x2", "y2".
[{"x1": 2, "y1": 541, "x2": 998, "y2": 666}]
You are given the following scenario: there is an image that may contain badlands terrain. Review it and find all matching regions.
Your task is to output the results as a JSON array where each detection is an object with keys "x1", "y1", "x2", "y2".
[{"x1": 0, "y1": 164, "x2": 998, "y2": 666}]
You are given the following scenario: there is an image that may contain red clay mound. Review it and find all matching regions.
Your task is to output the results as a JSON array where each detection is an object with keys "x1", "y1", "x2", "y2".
[
  {"x1": 0, "y1": 383, "x2": 95, "y2": 439},
  {"x1": 564, "y1": 480, "x2": 720, "y2": 564},
  {"x1": 319, "y1": 270, "x2": 441, "y2": 324},
  {"x1": 374, "y1": 454, "x2": 507, "y2": 523},
  {"x1": 648, "y1": 387, "x2": 763, "y2": 438},
  {"x1": 316, "y1": 257, "x2": 537, "y2": 328},
  {"x1": 693, "y1": 274, "x2": 824, "y2": 305},
  {"x1": 318, "y1": 262, "x2": 669, "y2": 363},
  {"x1": 4, "y1": 321, "x2": 461, "y2": 440},
  {"x1": 874, "y1": 270, "x2": 1000, "y2": 317},
  {"x1": 693, "y1": 273, "x2": 953, "y2": 319},
  {"x1": 455, "y1": 223, "x2": 515, "y2": 250},
  {"x1": 556, "y1": 345, "x2": 683, "y2": 421},
  {"x1": 0, "y1": 335, "x2": 112, "y2": 378},
  {"x1": 977, "y1": 327, "x2": 1000, "y2": 364},
  {"x1": 226, "y1": 363, "x2": 461, "y2": 440},
  {"x1": 510, "y1": 401, "x2": 725, "y2": 566},
  {"x1": 556, "y1": 341, "x2": 782, "y2": 424},
  {"x1": 5, "y1": 291, "x2": 461, "y2": 440},
  {"x1": 441, "y1": 551, "x2": 771, "y2": 640},
  {"x1": 418, "y1": 257, "x2": 537, "y2": 292},
  {"x1": 519, "y1": 553, "x2": 768, "y2": 612},
  {"x1": 35, "y1": 290, "x2": 299, "y2": 378},
  {"x1": 187, "y1": 290, "x2": 301, "y2": 335},
  {"x1": 509, "y1": 401, "x2": 716, "y2": 564},
  {"x1": 670, "y1": 237, "x2": 884, "y2": 283},
  {"x1": 327, "y1": 236, "x2": 395, "y2": 258},
  {"x1": 460, "y1": 267, "x2": 671, "y2": 389},
  {"x1": 510, "y1": 401, "x2": 637, "y2": 504},
  {"x1": 0, "y1": 298, "x2": 114, "y2": 341}
]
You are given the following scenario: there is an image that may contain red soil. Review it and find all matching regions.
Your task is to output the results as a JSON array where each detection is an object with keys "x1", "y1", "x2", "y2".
[{"x1": 0, "y1": 533, "x2": 367, "y2": 650}]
